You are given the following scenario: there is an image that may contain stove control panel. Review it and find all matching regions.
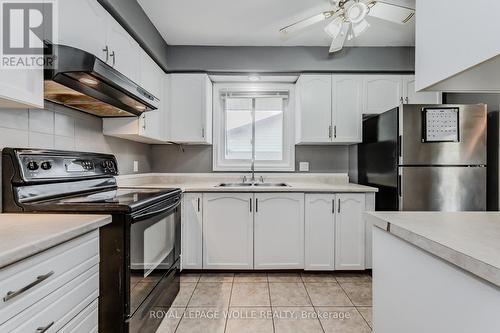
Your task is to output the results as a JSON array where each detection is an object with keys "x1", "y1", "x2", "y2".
[{"x1": 17, "y1": 153, "x2": 118, "y2": 181}]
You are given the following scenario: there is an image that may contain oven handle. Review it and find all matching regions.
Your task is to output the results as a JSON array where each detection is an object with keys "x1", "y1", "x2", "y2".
[{"x1": 132, "y1": 197, "x2": 181, "y2": 221}]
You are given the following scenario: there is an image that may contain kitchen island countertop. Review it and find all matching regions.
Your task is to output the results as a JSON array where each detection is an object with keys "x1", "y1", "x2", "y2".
[{"x1": 366, "y1": 211, "x2": 500, "y2": 287}]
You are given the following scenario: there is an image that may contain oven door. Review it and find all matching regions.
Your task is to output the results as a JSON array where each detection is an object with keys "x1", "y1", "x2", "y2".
[{"x1": 128, "y1": 194, "x2": 181, "y2": 318}]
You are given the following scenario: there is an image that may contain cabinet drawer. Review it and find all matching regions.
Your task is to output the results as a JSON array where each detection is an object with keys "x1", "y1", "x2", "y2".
[
  {"x1": 1, "y1": 265, "x2": 99, "y2": 332},
  {"x1": 0, "y1": 230, "x2": 99, "y2": 324},
  {"x1": 59, "y1": 299, "x2": 98, "y2": 333}
]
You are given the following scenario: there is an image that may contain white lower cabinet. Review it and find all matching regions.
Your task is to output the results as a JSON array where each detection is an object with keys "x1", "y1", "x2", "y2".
[
  {"x1": 254, "y1": 193, "x2": 304, "y2": 269},
  {"x1": 183, "y1": 191, "x2": 372, "y2": 271},
  {"x1": 305, "y1": 194, "x2": 336, "y2": 270},
  {"x1": 181, "y1": 193, "x2": 203, "y2": 270},
  {"x1": 203, "y1": 193, "x2": 253, "y2": 269},
  {"x1": 335, "y1": 193, "x2": 366, "y2": 270},
  {"x1": 0, "y1": 230, "x2": 100, "y2": 332}
]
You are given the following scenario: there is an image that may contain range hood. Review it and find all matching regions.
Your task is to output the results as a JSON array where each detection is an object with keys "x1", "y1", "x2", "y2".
[{"x1": 44, "y1": 44, "x2": 159, "y2": 117}]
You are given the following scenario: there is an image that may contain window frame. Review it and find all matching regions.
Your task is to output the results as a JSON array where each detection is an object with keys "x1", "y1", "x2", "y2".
[{"x1": 213, "y1": 83, "x2": 295, "y2": 172}]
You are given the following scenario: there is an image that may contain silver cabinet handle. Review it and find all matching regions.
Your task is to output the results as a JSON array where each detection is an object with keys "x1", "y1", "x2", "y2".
[
  {"x1": 201, "y1": 128, "x2": 205, "y2": 138},
  {"x1": 249, "y1": 198, "x2": 252, "y2": 212},
  {"x1": 3, "y1": 271, "x2": 54, "y2": 302},
  {"x1": 332, "y1": 199, "x2": 335, "y2": 214},
  {"x1": 334, "y1": 125, "x2": 337, "y2": 139},
  {"x1": 110, "y1": 51, "x2": 116, "y2": 66},
  {"x1": 405, "y1": 97, "x2": 409, "y2": 104},
  {"x1": 338, "y1": 199, "x2": 341, "y2": 213},
  {"x1": 328, "y1": 125, "x2": 332, "y2": 139},
  {"x1": 400, "y1": 97, "x2": 404, "y2": 104},
  {"x1": 36, "y1": 321, "x2": 54, "y2": 333},
  {"x1": 255, "y1": 198, "x2": 259, "y2": 212},
  {"x1": 197, "y1": 197, "x2": 201, "y2": 212},
  {"x1": 142, "y1": 114, "x2": 146, "y2": 130},
  {"x1": 102, "y1": 45, "x2": 109, "y2": 62}
]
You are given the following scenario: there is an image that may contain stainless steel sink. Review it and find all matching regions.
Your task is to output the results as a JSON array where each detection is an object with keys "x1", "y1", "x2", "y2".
[
  {"x1": 216, "y1": 182, "x2": 253, "y2": 187},
  {"x1": 216, "y1": 182, "x2": 289, "y2": 187},
  {"x1": 253, "y1": 182, "x2": 290, "y2": 187}
]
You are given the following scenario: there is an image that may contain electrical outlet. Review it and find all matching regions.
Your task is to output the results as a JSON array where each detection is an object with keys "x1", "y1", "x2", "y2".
[
  {"x1": 133, "y1": 160, "x2": 139, "y2": 173},
  {"x1": 299, "y1": 162, "x2": 310, "y2": 172}
]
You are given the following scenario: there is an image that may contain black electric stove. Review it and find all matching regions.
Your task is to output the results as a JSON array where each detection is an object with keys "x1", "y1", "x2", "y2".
[{"x1": 2, "y1": 148, "x2": 182, "y2": 333}]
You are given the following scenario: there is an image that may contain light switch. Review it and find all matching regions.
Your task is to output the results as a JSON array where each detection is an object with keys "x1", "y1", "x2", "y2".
[
  {"x1": 299, "y1": 162, "x2": 310, "y2": 172},
  {"x1": 133, "y1": 160, "x2": 139, "y2": 172}
]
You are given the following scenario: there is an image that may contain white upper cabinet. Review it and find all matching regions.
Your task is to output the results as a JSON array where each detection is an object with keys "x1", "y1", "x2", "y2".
[
  {"x1": 335, "y1": 193, "x2": 366, "y2": 270},
  {"x1": 182, "y1": 193, "x2": 203, "y2": 270},
  {"x1": 202, "y1": 193, "x2": 253, "y2": 269},
  {"x1": 254, "y1": 193, "x2": 304, "y2": 269},
  {"x1": 166, "y1": 74, "x2": 213, "y2": 144},
  {"x1": 106, "y1": 19, "x2": 141, "y2": 83},
  {"x1": 57, "y1": 0, "x2": 141, "y2": 82},
  {"x1": 363, "y1": 75, "x2": 403, "y2": 114},
  {"x1": 402, "y1": 75, "x2": 442, "y2": 104},
  {"x1": 0, "y1": 69, "x2": 43, "y2": 108},
  {"x1": 56, "y1": 0, "x2": 108, "y2": 62},
  {"x1": 295, "y1": 75, "x2": 332, "y2": 143},
  {"x1": 102, "y1": 50, "x2": 165, "y2": 143},
  {"x1": 138, "y1": 50, "x2": 164, "y2": 140},
  {"x1": 305, "y1": 194, "x2": 335, "y2": 271},
  {"x1": 332, "y1": 75, "x2": 363, "y2": 143}
]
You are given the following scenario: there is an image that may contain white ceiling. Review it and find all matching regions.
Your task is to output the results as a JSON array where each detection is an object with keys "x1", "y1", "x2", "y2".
[{"x1": 138, "y1": 0, "x2": 416, "y2": 47}]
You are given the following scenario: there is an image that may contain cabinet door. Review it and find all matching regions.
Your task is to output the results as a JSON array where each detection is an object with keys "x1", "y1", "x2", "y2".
[
  {"x1": 202, "y1": 193, "x2": 253, "y2": 269},
  {"x1": 57, "y1": 0, "x2": 108, "y2": 62},
  {"x1": 182, "y1": 193, "x2": 203, "y2": 270},
  {"x1": 0, "y1": 69, "x2": 43, "y2": 108},
  {"x1": 106, "y1": 19, "x2": 140, "y2": 83},
  {"x1": 332, "y1": 75, "x2": 363, "y2": 143},
  {"x1": 335, "y1": 193, "x2": 366, "y2": 270},
  {"x1": 138, "y1": 50, "x2": 164, "y2": 140},
  {"x1": 167, "y1": 74, "x2": 212, "y2": 144},
  {"x1": 254, "y1": 193, "x2": 304, "y2": 269},
  {"x1": 403, "y1": 75, "x2": 442, "y2": 104},
  {"x1": 305, "y1": 194, "x2": 335, "y2": 271},
  {"x1": 363, "y1": 75, "x2": 403, "y2": 114},
  {"x1": 296, "y1": 75, "x2": 332, "y2": 143}
]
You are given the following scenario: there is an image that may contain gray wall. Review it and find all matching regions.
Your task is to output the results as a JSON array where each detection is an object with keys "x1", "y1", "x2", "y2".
[
  {"x1": 444, "y1": 93, "x2": 500, "y2": 113},
  {"x1": 98, "y1": 0, "x2": 169, "y2": 71},
  {"x1": 166, "y1": 46, "x2": 415, "y2": 73},
  {"x1": 151, "y1": 145, "x2": 350, "y2": 174}
]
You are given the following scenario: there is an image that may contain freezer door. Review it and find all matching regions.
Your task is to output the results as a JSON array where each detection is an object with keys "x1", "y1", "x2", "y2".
[
  {"x1": 400, "y1": 166, "x2": 486, "y2": 211},
  {"x1": 400, "y1": 104, "x2": 487, "y2": 165}
]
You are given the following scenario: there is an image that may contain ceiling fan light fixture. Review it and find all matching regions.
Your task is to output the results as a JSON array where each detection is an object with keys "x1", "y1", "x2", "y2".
[
  {"x1": 346, "y1": 2, "x2": 369, "y2": 24},
  {"x1": 349, "y1": 19, "x2": 370, "y2": 39},
  {"x1": 324, "y1": 18, "x2": 343, "y2": 38}
]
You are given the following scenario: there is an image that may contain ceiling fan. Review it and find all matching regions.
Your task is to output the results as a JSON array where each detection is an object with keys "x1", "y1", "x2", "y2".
[{"x1": 280, "y1": 0, "x2": 415, "y2": 53}]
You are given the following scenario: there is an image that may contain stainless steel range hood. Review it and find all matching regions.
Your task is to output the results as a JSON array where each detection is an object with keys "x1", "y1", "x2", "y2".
[{"x1": 44, "y1": 44, "x2": 159, "y2": 117}]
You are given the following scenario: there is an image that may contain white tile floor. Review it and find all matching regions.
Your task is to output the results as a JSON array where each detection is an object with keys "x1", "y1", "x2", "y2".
[{"x1": 155, "y1": 272, "x2": 372, "y2": 333}]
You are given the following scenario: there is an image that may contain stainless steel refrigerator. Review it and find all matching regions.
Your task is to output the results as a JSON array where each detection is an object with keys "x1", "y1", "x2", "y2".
[{"x1": 358, "y1": 104, "x2": 487, "y2": 211}]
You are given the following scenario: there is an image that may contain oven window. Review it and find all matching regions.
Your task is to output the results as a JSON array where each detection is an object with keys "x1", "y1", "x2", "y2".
[{"x1": 129, "y1": 207, "x2": 179, "y2": 316}]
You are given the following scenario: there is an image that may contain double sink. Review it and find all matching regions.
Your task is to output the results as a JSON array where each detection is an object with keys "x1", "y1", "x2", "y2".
[{"x1": 216, "y1": 182, "x2": 290, "y2": 187}]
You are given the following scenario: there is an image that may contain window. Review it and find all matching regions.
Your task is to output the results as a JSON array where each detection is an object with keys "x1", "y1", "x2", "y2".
[{"x1": 213, "y1": 83, "x2": 295, "y2": 171}]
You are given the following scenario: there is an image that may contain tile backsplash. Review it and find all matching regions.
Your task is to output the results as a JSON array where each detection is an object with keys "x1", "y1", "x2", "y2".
[{"x1": 0, "y1": 101, "x2": 152, "y2": 209}]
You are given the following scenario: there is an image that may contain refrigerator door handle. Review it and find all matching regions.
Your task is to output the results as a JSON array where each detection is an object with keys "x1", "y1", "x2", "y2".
[{"x1": 398, "y1": 174, "x2": 402, "y2": 198}]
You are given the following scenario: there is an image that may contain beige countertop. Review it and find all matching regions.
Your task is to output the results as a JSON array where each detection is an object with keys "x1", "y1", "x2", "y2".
[
  {"x1": 0, "y1": 214, "x2": 111, "y2": 269},
  {"x1": 366, "y1": 212, "x2": 500, "y2": 288},
  {"x1": 116, "y1": 173, "x2": 378, "y2": 193}
]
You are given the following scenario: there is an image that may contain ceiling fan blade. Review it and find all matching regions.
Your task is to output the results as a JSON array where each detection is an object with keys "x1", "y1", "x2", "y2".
[
  {"x1": 329, "y1": 22, "x2": 350, "y2": 53},
  {"x1": 368, "y1": 1, "x2": 415, "y2": 24},
  {"x1": 280, "y1": 10, "x2": 338, "y2": 34}
]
